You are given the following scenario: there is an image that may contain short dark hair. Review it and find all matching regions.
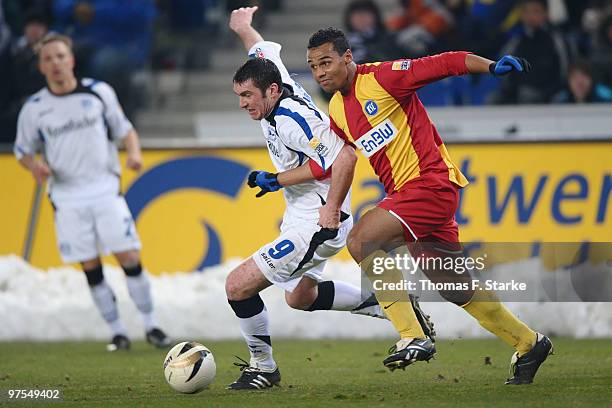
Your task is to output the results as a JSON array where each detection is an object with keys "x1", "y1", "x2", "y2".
[
  {"x1": 308, "y1": 27, "x2": 350, "y2": 55},
  {"x1": 344, "y1": 0, "x2": 384, "y2": 32},
  {"x1": 233, "y1": 58, "x2": 283, "y2": 95}
]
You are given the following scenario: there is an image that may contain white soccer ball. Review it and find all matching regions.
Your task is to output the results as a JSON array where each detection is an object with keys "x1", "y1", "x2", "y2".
[{"x1": 163, "y1": 341, "x2": 216, "y2": 393}]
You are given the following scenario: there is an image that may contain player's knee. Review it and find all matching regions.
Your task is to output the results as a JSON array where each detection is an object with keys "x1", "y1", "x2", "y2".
[
  {"x1": 114, "y1": 250, "x2": 140, "y2": 267},
  {"x1": 122, "y1": 263, "x2": 142, "y2": 277},
  {"x1": 84, "y1": 264, "x2": 104, "y2": 287},
  {"x1": 225, "y1": 273, "x2": 250, "y2": 300},
  {"x1": 81, "y1": 258, "x2": 101, "y2": 271},
  {"x1": 285, "y1": 291, "x2": 316, "y2": 311},
  {"x1": 225, "y1": 275, "x2": 240, "y2": 299},
  {"x1": 346, "y1": 229, "x2": 365, "y2": 263}
]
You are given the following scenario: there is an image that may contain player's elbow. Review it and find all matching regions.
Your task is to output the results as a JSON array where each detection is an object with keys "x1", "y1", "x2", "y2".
[
  {"x1": 335, "y1": 145, "x2": 357, "y2": 170},
  {"x1": 348, "y1": 147, "x2": 358, "y2": 167}
]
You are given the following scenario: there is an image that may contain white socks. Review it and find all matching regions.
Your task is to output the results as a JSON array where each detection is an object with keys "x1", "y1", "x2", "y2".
[
  {"x1": 126, "y1": 273, "x2": 157, "y2": 331},
  {"x1": 89, "y1": 281, "x2": 127, "y2": 336},
  {"x1": 228, "y1": 294, "x2": 276, "y2": 372},
  {"x1": 307, "y1": 281, "x2": 363, "y2": 311},
  {"x1": 239, "y1": 307, "x2": 276, "y2": 371},
  {"x1": 330, "y1": 280, "x2": 363, "y2": 311}
]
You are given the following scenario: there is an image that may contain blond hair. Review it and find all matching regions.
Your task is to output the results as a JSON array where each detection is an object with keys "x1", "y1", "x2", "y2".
[{"x1": 35, "y1": 33, "x2": 74, "y2": 55}]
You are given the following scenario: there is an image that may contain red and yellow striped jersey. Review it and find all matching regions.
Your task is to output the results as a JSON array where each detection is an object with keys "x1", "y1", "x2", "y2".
[{"x1": 329, "y1": 52, "x2": 470, "y2": 194}]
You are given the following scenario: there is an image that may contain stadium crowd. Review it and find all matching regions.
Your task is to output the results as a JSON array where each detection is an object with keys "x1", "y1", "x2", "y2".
[
  {"x1": 344, "y1": 0, "x2": 612, "y2": 105},
  {"x1": 0, "y1": 0, "x2": 223, "y2": 144},
  {"x1": 1, "y1": 0, "x2": 612, "y2": 144}
]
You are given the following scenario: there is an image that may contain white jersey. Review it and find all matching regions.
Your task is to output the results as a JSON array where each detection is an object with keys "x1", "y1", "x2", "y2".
[
  {"x1": 248, "y1": 41, "x2": 351, "y2": 228},
  {"x1": 14, "y1": 78, "x2": 133, "y2": 205}
]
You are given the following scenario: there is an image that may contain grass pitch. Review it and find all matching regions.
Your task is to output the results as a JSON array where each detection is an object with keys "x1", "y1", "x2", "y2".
[{"x1": 1, "y1": 338, "x2": 611, "y2": 407}]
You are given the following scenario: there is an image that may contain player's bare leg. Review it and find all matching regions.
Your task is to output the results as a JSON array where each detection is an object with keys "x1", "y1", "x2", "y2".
[
  {"x1": 225, "y1": 253, "x2": 404, "y2": 389},
  {"x1": 285, "y1": 275, "x2": 386, "y2": 318},
  {"x1": 114, "y1": 249, "x2": 170, "y2": 348},
  {"x1": 226, "y1": 257, "x2": 273, "y2": 301},
  {"x1": 347, "y1": 207, "x2": 436, "y2": 370},
  {"x1": 285, "y1": 276, "x2": 318, "y2": 310},
  {"x1": 80, "y1": 257, "x2": 129, "y2": 351}
]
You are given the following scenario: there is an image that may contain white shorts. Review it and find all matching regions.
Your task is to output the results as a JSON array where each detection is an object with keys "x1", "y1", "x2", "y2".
[
  {"x1": 53, "y1": 195, "x2": 141, "y2": 263},
  {"x1": 252, "y1": 217, "x2": 353, "y2": 292}
]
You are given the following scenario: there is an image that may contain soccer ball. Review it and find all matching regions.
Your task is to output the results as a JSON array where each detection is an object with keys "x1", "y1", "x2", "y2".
[{"x1": 163, "y1": 341, "x2": 216, "y2": 393}]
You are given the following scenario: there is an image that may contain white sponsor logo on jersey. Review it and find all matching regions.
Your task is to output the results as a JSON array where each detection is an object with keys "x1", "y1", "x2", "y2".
[
  {"x1": 45, "y1": 115, "x2": 99, "y2": 138},
  {"x1": 356, "y1": 118, "x2": 398, "y2": 158}
]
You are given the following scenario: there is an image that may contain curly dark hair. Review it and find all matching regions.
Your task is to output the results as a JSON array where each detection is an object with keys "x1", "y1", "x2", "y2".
[{"x1": 307, "y1": 27, "x2": 351, "y2": 55}]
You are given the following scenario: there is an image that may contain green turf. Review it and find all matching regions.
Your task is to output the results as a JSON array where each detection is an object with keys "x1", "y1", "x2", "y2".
[{"x1": 0, "y1": 338, "x2": 611, "y2": 407}]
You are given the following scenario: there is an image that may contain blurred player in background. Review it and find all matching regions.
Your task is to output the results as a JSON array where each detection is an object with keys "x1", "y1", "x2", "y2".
[
  {"x1": 225, "y1": 7, "x2": 434, "y2": 390},
  {"x1": 13, "y1": 33, "x2": 170, "y2": 352},
  {"x1": 306, "y1": 27, "x2": 552, "y2": 384}
]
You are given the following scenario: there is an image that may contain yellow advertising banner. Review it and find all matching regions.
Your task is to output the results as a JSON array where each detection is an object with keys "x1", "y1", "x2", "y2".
[{"x1": 1, "y1": 142, "x2": 611, "y2": 273}]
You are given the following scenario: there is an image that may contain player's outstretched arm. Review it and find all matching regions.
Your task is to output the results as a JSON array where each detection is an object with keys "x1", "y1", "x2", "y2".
[
  {"x1": 382, "y1": 52, "x2": 532, "y2": 94},
  {"x1": 229, "y1": 6, "x2": 264, "y2": 52}
]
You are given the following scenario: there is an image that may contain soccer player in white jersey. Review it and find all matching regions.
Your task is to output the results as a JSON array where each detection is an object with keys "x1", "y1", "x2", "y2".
[
  {"x1": 13, "y1": 34, "x2": 170, "y2": 351},
  {"x1": 224, "y1": 7, "x2": 434, "y2": 390}
]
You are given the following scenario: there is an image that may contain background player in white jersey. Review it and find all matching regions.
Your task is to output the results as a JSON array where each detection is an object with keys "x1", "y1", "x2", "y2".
[
  {"x1": 13, "y1": 34, "x2": 170, "y2": 352},
  {"x1": 225, "y1": 7, "x2": 434, "y2": 391}
]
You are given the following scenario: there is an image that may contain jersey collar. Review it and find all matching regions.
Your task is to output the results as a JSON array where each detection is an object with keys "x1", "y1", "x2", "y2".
[
  {"x1": 46, "y1": 78, "x2": 93, "y2": 97},
  {"x1": 264, "y1": 84, "x2": 294, "y2": 123}
]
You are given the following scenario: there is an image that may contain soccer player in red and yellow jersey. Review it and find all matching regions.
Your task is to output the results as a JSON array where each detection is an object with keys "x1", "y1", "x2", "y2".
[{"x1": 306, "y1": 28, "x2": 552, "y2": 385}]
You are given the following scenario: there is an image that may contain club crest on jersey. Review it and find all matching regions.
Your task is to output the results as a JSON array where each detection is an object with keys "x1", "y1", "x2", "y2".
[
  {"x1": 308, "y1": 137, "x2": 330, "y2": 157},
  {"x1": 392, "y1": 60, "x2": 411, "y2": 71},
  {"x1": 81, "y1": 98, "x2": 93, "y2": 109},
  {"x1": 356, "y1": 118, "x2": 398, "y2": 158},
  {"x1": 364, "y1": 100, "x2": 378, "y2": 116}
]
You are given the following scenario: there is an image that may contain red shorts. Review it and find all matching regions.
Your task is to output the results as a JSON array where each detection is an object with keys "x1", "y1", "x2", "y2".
[{"x1": 377, "y1": 176, "x2": 460, "y2": 243}]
